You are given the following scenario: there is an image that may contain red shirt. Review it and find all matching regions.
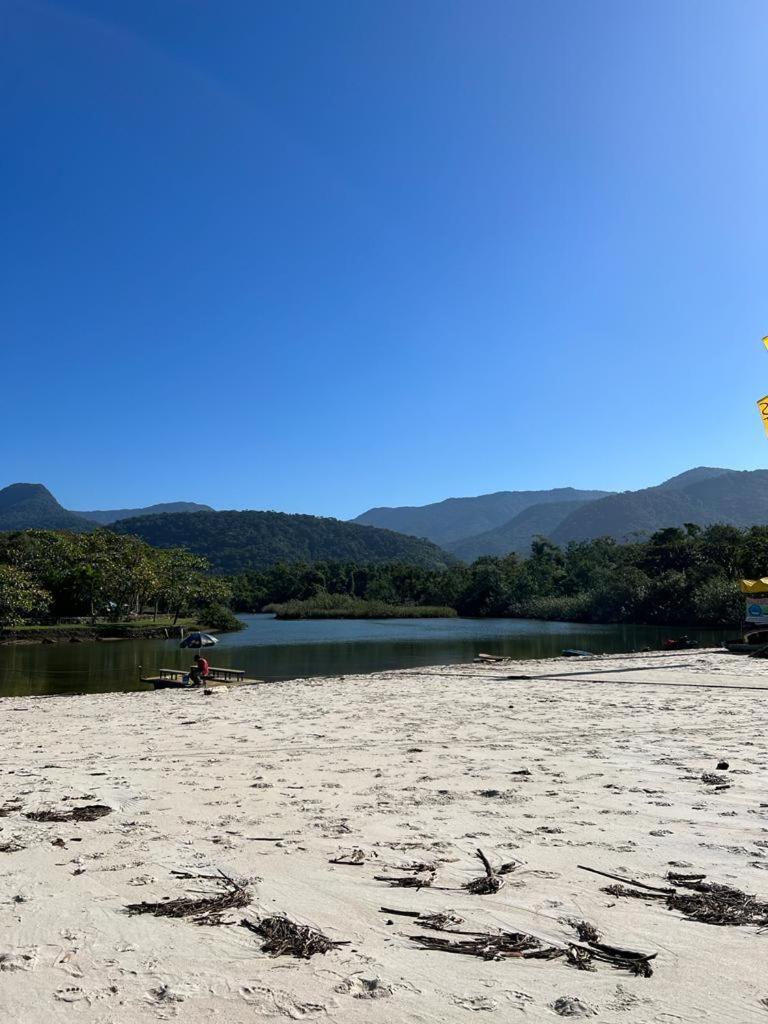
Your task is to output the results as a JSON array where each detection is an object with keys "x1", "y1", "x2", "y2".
[{"x1": 198, "y1": 657, "x2": 209, "y2": 675}]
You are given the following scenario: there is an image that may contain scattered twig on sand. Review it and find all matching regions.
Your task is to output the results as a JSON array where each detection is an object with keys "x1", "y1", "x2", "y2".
[
  {"x1": 603, "y1": 884, "x2": 665, "y2": 901},
  {"x1": 570, "y1": 920, "x2": 655, "y2": 977},
  {"x1": 25, "y1": 804, "x2": 112, "y2": 823},
  {"x1": 595, "y1": 868, "x2": 768, "y2": 928},
  {"x1": 126, "y1": 870, "x2": 251, "y2": 922},
  {"x1": 240, "y1": 915, "x2": 348, "y2": 958},
  {"x1": 578, "y1": 865, "x2": 674, "y2": 894},
  {"x1": 464, "y1": 848, "x2": 504, "y2": 895},
  {"x1": 0, "y1": 840, "x2": 26, "y2": 853},
  {"x1": 666, "y1": 877, "x2": 768, "y2": 927},
  {"x1": 417, "y1": 911, "x2": 464, "y2": 931},
  {"x1": 411, "y1": 918, "x2": 655, "y2": 976},
  {"x1": 374, "y1": 872, "x2": 435, "y2": 888},
  {"x1": 666, "y1": 871, "x2": 707, "y2": 884},
  {"x1": 329, "y1": 848, "x2": 367, "y2": 865},
  {"x1": 411, "y1": 929, "x2": 545, "y2": 960},
  {"x1": 701, "y1": 772, "x2": 730, "y2": 790},
  {"x1": 379, "y1": 907, "x2": 463, "y2": 930},
  {"x1": 573, "y1": 920, "x2": 601, "y2": 943}
]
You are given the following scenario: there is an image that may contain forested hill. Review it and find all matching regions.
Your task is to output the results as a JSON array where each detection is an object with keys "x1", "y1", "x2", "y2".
[
  {"x1": 446, "y1": 499, "x2": 591, "y2": 560},
  {"x1": 0, "y1": 483, "x2": 93, "y2": 532},
  {"x1": 110, "y1": 510, "x2": 453, "y2": 573},
  {"x1": 551, "y1": 469, "x2": 768, "y2": 545},
  {"x1": 0, "y1": 482, "x2": 211, "y2": 530}
]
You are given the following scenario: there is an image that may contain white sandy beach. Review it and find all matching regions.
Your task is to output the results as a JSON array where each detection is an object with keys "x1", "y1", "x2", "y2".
[{"x1": 1, "y1": 649, "x2": 767, "y2": 1023}]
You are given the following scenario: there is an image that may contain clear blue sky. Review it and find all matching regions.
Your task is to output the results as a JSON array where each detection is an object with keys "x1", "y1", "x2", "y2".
[{"x1": 2, "y1": 1, "x2": 767, "y2": 518}]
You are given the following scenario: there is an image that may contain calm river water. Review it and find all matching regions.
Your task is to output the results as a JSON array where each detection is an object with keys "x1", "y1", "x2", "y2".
[{"x1": 0, "y1": 615, "x2": 730, "y2": 698}]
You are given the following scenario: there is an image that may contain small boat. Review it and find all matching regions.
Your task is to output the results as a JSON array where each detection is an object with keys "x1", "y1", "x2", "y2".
[{"x1": 562, "y1": 648, "x2": 594, "y2": 658}]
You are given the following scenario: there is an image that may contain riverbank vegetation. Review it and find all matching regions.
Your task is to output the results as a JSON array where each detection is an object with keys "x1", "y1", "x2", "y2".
[
  {"x1": 1, "y1": 522, "x2": 763, "y2": 633},
  {"x1": 264, "y1": 594, "x2": 457, "y2": 620},
  {"x1": 0, "y1": 529, "x2": 243, "y2": 631},
  {"x1": 232, "y1": 523, "x2": 765, "y2": 627}
]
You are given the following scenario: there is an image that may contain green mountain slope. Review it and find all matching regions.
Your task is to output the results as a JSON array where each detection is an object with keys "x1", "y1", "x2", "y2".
[
  {"x1": 447, "y1": 500, "x2": 592, "y2": 560},
  {"x1": 353, "y1": 488, "x2": 613, "y2": 546},
  {"x1": 550, "y1": 468, "x2": 768, "y2": 544},
  {"x1": 0, "y1": 483, "x2": 93, "y2": 532},
  {"x1": 110, "y1": 509, "x2": 454, "y2": 573}
]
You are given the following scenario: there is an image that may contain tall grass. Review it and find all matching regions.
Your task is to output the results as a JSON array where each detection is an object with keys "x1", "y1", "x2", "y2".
[{"x1": 264, "y1": 594, "x2": 457, "y2": 620}]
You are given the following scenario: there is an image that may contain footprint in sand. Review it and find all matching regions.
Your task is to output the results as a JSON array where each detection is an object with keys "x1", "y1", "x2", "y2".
[
  {"x1": 335, "y1": 976, "x2": 394, "y2": 999},
  {"x1": 54, "y1": 986, "x2": 89, "y2": 1002},
  {"x1": 0, "y1": 948, "x2": 39, "y2": 972},
  {"x1": 239, "y1": 984, "x2": 329, "y2": 1018},
  {"x1": 452, "y1": 994, "x2": 499, "y2": 1011}
]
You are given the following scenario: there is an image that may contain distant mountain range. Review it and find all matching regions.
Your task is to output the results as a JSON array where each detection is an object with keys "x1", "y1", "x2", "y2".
[
  {"x1": 111, "y1": 510, "x2": 452, "y2": 573},
  {"x1": 353, "y1": 488, "x2": 612, "y2": 546},
  {"x1": 355, "y1": 467, "x2": 768, "y2": 557},
  {"x1": 76, "y1": 501, "x2": 212, "y2": 525},
  {"x1": 0, "y1": 483, "x2": 210, "y2": 532},
  {"x1": 446, "y1": 500, "x2": 591, "y2": 561},
  {"x1": 549, "y1": 468, "x2": 768, "y2": 546},
  {"x1": 5, "y1": 467, "x2": 768, "y2": 570}
]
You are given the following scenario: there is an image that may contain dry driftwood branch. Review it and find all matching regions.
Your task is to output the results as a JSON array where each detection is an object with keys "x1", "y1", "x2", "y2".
[
  {"x1": 240, "y1": 915, "x2": 348, "y2": 958},
  {"x1": 411, "y1": 920, "x2": 655, "y2": 976},
  {"x1": 411, "y1": 930, "x2": 543, "y2": 961},
  {"x1": 603, "y1": 884, "x2": 666, "y2": 901},
  {"x1": 329, "y1": 848, "x2": 366, "y2": 865},
  {"x1": 26, "y1": 804, "x2": 112, "y2": 824},
  {"x1": 464, "y1": 848, "x2": 504, "y2": 895},
  {"x1": 578, "y1": 864, "x2": 674, "y2": 894},
  {"x1": 571, "y1": 920, "x2": 655, "y2": 977},
  {"x1": 598, "y1": 870, "x2": 768, "y2": 928},
  {"x1": 375, "y1": 872, "x2": 434, "y2": 888},
  {"x1": 126, "y1": 872, "x2": 251, "y2": 921},
  {"x1": 0, "y1": 840, "x2": 26, "y2": 853},
  {"x1": 418, "y1": 911, "x2": 464, "y2": 931}
]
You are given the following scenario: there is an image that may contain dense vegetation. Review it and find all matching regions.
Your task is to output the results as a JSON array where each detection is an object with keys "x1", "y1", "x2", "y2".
[
  {"x1": 264, "y1": 594, "x2": 456, "y2": 620},
  {"x1": 111, "y1": 509, "x2": 453, "y2": 573},
  {"x1": 231, "y1": 523, "x2": 768, "y2": 627},
  {"x1": 0, "y1": 529, "x2": 239, "y2": 629},
  {"x1": 2, "y1": 521, "x2": 764, "y2": 632}
]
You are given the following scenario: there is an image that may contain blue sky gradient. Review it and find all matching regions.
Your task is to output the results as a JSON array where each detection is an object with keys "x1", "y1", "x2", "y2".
[{"x1": 2, "y1": 0, "x2": 767, "y2": 517}]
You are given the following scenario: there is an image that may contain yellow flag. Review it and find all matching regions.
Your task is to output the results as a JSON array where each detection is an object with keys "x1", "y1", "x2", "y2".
[
  {"x1": 758, "y1": 396, "x2": 768, "y2": 436},
  {"x1": 763, "y1": 336, "x2": 768, "y2": 349}
]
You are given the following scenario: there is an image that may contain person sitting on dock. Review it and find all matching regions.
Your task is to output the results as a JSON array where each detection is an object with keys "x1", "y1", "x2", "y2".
[{"x1": 189, "y1": 654, "x2": 210, "y2": 686}]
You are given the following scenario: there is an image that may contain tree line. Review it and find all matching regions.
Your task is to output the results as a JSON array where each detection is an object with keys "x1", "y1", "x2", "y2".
[
  {"x1": 0, "y1": 529, "x2": 233, "y2": 627},
  {"x1": 2, "y1": 522, "x2": 765, "y2": 629},
  {"x1": 230, "y1": 523, "x2": 768, "y2": 627}
]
